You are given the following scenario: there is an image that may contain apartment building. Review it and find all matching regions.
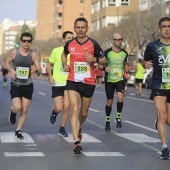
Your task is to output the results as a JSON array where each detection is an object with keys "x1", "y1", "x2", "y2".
[
  {"x1": 0, "y1": 19, "x2": 36, "y2": 55},
  {"x1": 36, "y1": 0, "x2": 91, "y2": 41},
  {"x1": 91, "y1": 0, "x2": 139, "y2": 32},
  {"x1": 3, "y1": 25, "x2": 20, "y2": 53},
  {"x1": 139, "y1": 0, "x2": 170, "y2": 14}
]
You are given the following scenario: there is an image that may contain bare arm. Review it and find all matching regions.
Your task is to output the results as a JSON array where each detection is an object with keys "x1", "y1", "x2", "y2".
[
  {"x1": 32, "y1": 51, "x2": 42, "y2": 75},
  {"x1": 61, "y1": 52, "x2": 70, "y2": 72},
  {"x1": 5, "y1": 49, "x2": 16, "y2": 79},
  {"x1": 46, "y1": 60, "x2": 54, "y2": 84}
]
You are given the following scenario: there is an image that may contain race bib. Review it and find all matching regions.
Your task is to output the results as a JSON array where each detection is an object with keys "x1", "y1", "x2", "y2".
[
  {"x1": 109, "y1": 68, "x2": 122, "y2": 79},
  {"x1": 74, "y1": 62, "x2": 91, "y2": 82},
  {"x1": 162, "y1": 68, "x2": 170, "y2": 82},
  {"x1": 60, "y1": 64, "x2": 68, "y2": 75},
  {"x1": 16, "y1": 67, "x2": 29, "y2": 79}
]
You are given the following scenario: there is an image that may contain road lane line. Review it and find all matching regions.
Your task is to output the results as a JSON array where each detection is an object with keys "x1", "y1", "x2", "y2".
[
  {"x1": 38, "y1": 92, "x2": 46, "y2": 95},
  {"x1": 89, "y1": 108, "x2": 100, "y2": 112},
  {"x1": 94, "y1": 91, "x2": 153, "y2": 103},
  {"x1": 124, "y1": 120, "x2": 157, "y2": 133},
  {"x1": 86, "y1": 119, "x2": 160, "y2": 153},
  {"x1": 4, "y1": 152, "x2": 44, "y2": 157},
  {"x1": 83, "y1": 152, "x2": 124, "y2": 157},
  {"x1": 62, "y1": 133, "x2": 102, "y2": 143},
  {"x1": 0, "y1": 132, "x2": 34, "y2": 143},
  {"x1": 116, "y1": 133, "x2": 160, "y2": 143}
]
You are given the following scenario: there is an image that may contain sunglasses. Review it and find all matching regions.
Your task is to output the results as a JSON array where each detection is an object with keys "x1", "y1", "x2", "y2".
[
  {"x1": 113, "y1": 38, "x2": 123, "y2": 41},
  {"x1": 22, "y1": 39, "x2": 32, "y2": 43}
]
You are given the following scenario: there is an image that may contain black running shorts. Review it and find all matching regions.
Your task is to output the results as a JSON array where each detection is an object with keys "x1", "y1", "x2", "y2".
[
  {"x1": 52, "y1": 86, "x2": 67, "y2": 98},
  {"x1": 10, "y1": 83, "x2": 33, "y2": 100},
  {"x1": 105, "y1": 80, "x2": 125, "y2": 99},
  {"x1": 150, "y1": 89, "x2": 170, "y2": 103},
  {"x1": 66, "y1": 80, "x2": 95, "y2": 98},
  {"x1": 135, "y1": 78, "x2": 143, "y2": 83}
]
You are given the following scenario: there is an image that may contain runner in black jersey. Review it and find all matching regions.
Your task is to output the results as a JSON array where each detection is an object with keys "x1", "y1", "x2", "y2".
[{"x1": 144, "y1": 17, "x2": 170, "y2": 160}]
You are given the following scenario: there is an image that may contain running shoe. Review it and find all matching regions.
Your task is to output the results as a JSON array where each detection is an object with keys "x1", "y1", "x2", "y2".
[
  {"x1": 15, "y1": 130, "x2": 24, "y2": 139},
  {"x1": 73, "y1": 141, "x2": 82, "y2": 154},
  {"x1": 160, "y1": 147, "x2": 170, "y2": 160},
  {"x1": 49, "y1": 108, "x2": 57, "y2": 124},
  {"x1": 58, "y1": 127, "x2": 68, "y2": 137},
  {"x1": 105, "y1": 122, "x2": 111, "y2": 132},
  {"x1": 78, "y1": 127, "x2": 82, "y2": 142},
  {"x1": 154, "y1": 118, "x2": 158, "y2": 131},
  {"x1": 9, "y1": 110, "x2": 17, "y2": 124},
  {"x1": 115, "y1": 118, "x2": 122, "y2": 129}
]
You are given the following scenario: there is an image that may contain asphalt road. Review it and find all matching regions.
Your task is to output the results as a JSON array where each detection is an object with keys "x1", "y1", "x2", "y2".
[{"x1": 0, "y1": 76, "x2": 170, "y2": 170}]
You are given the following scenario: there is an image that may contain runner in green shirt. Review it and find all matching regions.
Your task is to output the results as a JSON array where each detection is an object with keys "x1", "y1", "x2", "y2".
[{"x1": 47, "y1": 31, "x2": 74, "y2": 137}]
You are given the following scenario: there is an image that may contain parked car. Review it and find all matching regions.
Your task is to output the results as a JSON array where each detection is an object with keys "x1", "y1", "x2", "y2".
[{"x1": 145, "y1": 71, "x2": 153, "y2": 89}]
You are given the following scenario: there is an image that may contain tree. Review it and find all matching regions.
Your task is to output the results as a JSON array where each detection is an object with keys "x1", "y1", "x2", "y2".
[{"x1": 15, "y1": 21, "x2": 35, "y2": 48}]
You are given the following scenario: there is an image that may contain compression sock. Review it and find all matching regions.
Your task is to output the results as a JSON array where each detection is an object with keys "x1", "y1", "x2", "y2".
[
  {"x1": 117, "y1": 102, "x2": 123, "y2": 113},
  {"x1": 105, "y1": 105, "x2": 112, "y2": 122}
]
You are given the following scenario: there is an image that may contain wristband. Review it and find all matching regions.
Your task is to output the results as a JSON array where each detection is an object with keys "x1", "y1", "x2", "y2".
[
  {"x1": 103, "y1": 67, "x2": 106, "y2": 71},
  {"x1": 96, "y1": 58, "x2": 99, "y2": 63}
]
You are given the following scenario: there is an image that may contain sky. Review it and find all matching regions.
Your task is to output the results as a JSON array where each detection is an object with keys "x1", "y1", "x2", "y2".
[{"x1": 0, "y1": 0, "x2": 36, "y2": 24}]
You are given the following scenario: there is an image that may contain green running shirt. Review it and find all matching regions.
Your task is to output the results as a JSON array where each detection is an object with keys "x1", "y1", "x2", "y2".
[
  {"x1": 104, "y1": 48, "x2": 128, "y2": 83},
  {"x1": 49, "y1": 46, "x2": 70, "y2": 86},
  {"x1": 135, "y1": 63, "x2": 145, "y2": 79}
]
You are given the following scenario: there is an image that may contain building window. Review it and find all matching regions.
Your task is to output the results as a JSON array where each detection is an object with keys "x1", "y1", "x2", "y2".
[
  {"x1": 108, "y1": 0, "x2": 116, "y2": 6},
  {"x1": 80, "y1": 13, "x2": 84, "y2": 17},
  {"x1": 95, "y1": 1, "x2": 100, "y2": 12},
  {"x1": 58, "y1": 25, "x2": 62, "y2": 30},
  {"x1": 121, "y1": 0, "x2": 129, "y2": 6},
  {"x1": 58, "y1": 0, "x2": 62, "y2": 4},
  {"x1": 58, "y1": 13, "x2": 62, "y2": 17},
  {"x1": 80, "y1": 0, "x2": 84, "y2": 3},
  {"x1": 92, "y1": 4, "x2": 95, "y2": 13}
]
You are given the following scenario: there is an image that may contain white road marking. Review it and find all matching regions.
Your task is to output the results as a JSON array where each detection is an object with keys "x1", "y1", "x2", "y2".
[
  {"x1": 116, "y1": 133, "x2": 160, "y2": 143},
  {"x1": 24, "y1": 144, "x2": 37, "y2": 146},
  {"x1": 83, "y1": 152, "x2": 124, "y2": 157},
  {"x1": 38, "y1": 92, "x2": 46, "y2": 95},
  {"x1": 89, "y1": 108, "x2": 100, "y2": 112},
  {"x1": 63, "y1": 133, "x2": 102, "y2": 143},
  {"x1": 124, "y1": 120, "x2": 157, "y2": 133},
  {"x1": 4, "y1": 152, "x2": 44, "y2": 157},
  {"x1": 130, "y1": 93, "x2": 149, "y2": 97},
  {"x1": 0, "y1": 132, "x2": 34, "y2": 143}
]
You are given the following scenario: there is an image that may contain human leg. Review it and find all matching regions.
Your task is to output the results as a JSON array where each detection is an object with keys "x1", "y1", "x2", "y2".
[
  {"x1": 50, "y1": 96, "x2": 63, "y2": 124},
  {"x1": 60, "y1": 90, "x2": 69, "y2": 127},
  {"x1": 9, "y1": 97, "x2": 22, "y2": 124},
  {"x1": 115, "y1": 92, "x2": 124, "y2": 128},
  {"x1": 138, "y1": 82, "x2": 143, "y2": 98},
  {"x1": 105, "y1": 82, "x2": 114, "y2": 131},
  {"x1": 154, "y1": 96, "x2": 169, "y2": 159},
  {"x1": 68, "y1": 90, "x2": 81, "y2": 141},
  {"x1": 79, "y1": 96, "x2": 92, "y2": 126},
  {"x1": 15, "y1": 97, "x2": 31, "y2": 139},
  {"x1": 115, "y1": 81, "x2": 125, "y2": 128},
  {"x1": 17, "y1": 97, "x2": 31, "y2": 130},
  {"x1": 58, "y1": 90, "x2": 70, "y2": 137}
]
